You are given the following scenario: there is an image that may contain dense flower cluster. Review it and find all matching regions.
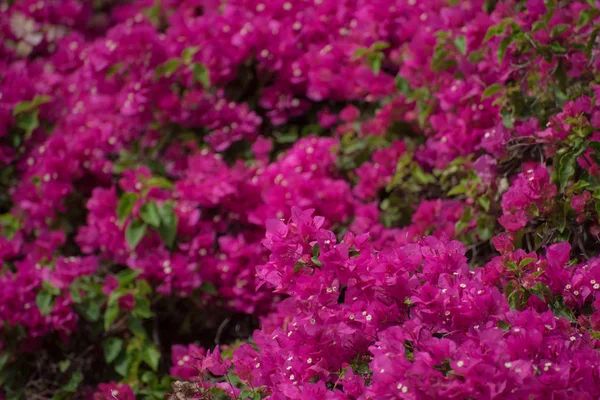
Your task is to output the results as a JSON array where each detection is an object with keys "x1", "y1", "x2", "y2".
[
  {"x1": 1, "y1": 0, "x2": 600, "y2": 398},
  {"x1": 178, "y1": 210, "x2": 600, "y2": 399}
]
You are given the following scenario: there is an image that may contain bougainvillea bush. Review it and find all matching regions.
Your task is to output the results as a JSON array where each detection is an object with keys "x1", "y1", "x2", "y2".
[{"x1": 2, "y1": 0, "x2": 600, "y2": 398}]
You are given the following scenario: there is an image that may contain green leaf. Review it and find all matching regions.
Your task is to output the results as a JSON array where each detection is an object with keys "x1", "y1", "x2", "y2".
[
  {"x1": 117, "y1": 192, "x2": 139, "y2": 224},
  {"x1": 200, "y1": 281, "x2": 218, "y2": 295},
  {"x1": 395, "y1": 75, "x2": 411, "y2": 94},
  {"x1": 467, "y1": 49, "x2": 484, "y2": 63},
  {"x1": 453, "y1": 35, "x2": 467, "y2": 55},
  {"x1": 140, "y1": 201, "x2": 161, "y2": 228},
  {"x1": 36, "y1": 290, "x2": 54, "y2": 316},
  {"x1": 104, "y1": 338, "x2": 124, "y2": 364},
  {"x1": 0, "y1": 351, "x2": 11, "y2": 372},
  {"x1": 557, "y1": 200, "x2": 569, "y2": 233},
  {"x1": 542, "y1": 0, "x2": 556, "y2": 25},
  {"x1": 143, "y1": 344, "x2": 161, "y2": 371},
  {"x1": 554, "y1": 59, "x2": 568, "y2": 93},
  {"x1": 128, "y1": 317, "x2": 147, "y2": 337},
  {"x1": 483, "y1": 18, "x2": 514, "y2": 41},
  {"x1": 141, "y1": 371, "x2": 155, "y2": 384},
  {"x1": 311, "y1": 256, "x2": 323, "y2": 268},
  {"x1": 106, "y1": 62, "x2": 124, "y2": 79},
  {"x1": 447, "y1": 182, "x2": 467, "y2": 196},
  {"x1": 549, "y1": 296, "x2": 576, "y2": 321},
  {"x1": 146, "y1": 176, "x2": 174, "y2": 189},
  {"x1": 518, "y1": 257, "x2": 536, "y2": 268},
  {"x1": 312, "y1": 243, "x2": 320, "y2": 258},
  {"x1": 133, "y1": 296, "x2": 152, "y2": 318},
  {"x1": 181, "y1": 46, "x2": 200, "y2": 64},
  {"x1": 577, "y1": 8, "x2": 597, "y2": 30},
  {"x1": 13, "y1": 95, "x2": 52, "y2": 115},
  {"x1": 62, "y1": 371, "x2": 83, "y2": 393},
  {"x1": 586, "y1": 26, "x2": 599, "y2": 57},
  {"x1": 497, "y1": 320, "x2": 510, "y2": 331},
  {"x1": 58, "y1": 360, "x2": 71, "y2": 373},
  {"x1": 508, "y1": 289, "x2": 522, "y2": 310},
  {"x1": 116, "y1": 269, "x2": 142, "y2": 287},
  {"x1": 482, "y1": 83, "x2": 504, "y2": 100},
  {"x1": 431, "y1": 43, "x2": 456, "y2": 72},
  {"x1": 368, "y1": 53, "x2": 383, "y2": 75},
  {"x1": 370, "y1": 41, "x2": 390, "y2": 51},
  {"x1": 572, "y1": 180, "x2": 591, "y2": 192},
  {"x1": 0, "y1": 213, "x2": 21, "y2": 240},
  {"x1": 557, "y1": 152, "x2": 577, "y2": 192},
  {"x1": 588, "y1": 141, "x2": 600, "y2": 157},
  {"x1": 155, "y1": 58, "x2": 181, "y2": 79},
  {"x1": 16, "y1": 110, "x2": 40, "y2": 138},
  {"x1": 550, "y1": 42, "x2": 566, "y2": 53},
  {"x1": 530, "y1": 282, "x2": 553, "y2": 303},
  {"x1": 136, "y1": 279, "x2": 153, "y2": 296},
  {"x1": 352, "y1": 47, "x2": 369, "y2": 60},
  {"x1": 484, "y1": 23, "x2": 503, "y2": 42},
  {"x1": 157, "y1": 203, "x2": 178, "y2": 248},
  {"x1": 125, "y1": 219, "x2": 147, "y2": 250},
  {"x1": 79, "y1": 297, "x2": 102, "y2": 322},
  {"x1": 69, "y1": 285, "x2": 82, "y2": 303},
  {"x1": 108, "y1": 288, "x2": 128, "y2": 306},
  {"x1": 41, "y1": 280, "x2": 60, "y2": 295},
  {"x1": 531, "y1": 20, "x2": 547, "y2": 32},
  {"x1": 497, "y1": 35, "x2": 512, "y2": 63},
  {"x1": 104, "y1": 301, "x2": 120, "y2": 330},
  {"x1": 114, "y1": 353, "x2": 132, "y2": 377},
  {"x1": 412, "y1": 166, "x2": 435, "y2": 185},
  {"x1": 455, "y1": 207, "x2": 474, "y2": 235},
  {"x1": 477, "y1": 197, "x2": 491, "y2": 212},
  {"x1": 550, "y1": 24, "x2": 569, "y2": 37},
  {"x1": 275, "y1": 131, "x2": 299, "y2": 144},
  {"x1": 190, "y1": 63, "x2": 210, "y2": 89},
  {"x1": 418, "y1": 101, "x2": 434, "y2": 128},
  {"x1": 143, "y1": 0, "x2": 164, "y2": 27}
]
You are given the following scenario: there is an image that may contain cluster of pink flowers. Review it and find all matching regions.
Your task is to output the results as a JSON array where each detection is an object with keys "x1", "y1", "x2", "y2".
[
  {"x1": 498, "y1": 163, "x2": 557, "y2": 232},
  {"x1": 174, "y1": 209, "x2": 600, "y2": 398},
  {"x1": 1, "y1": 0, "x2": 600, "y2": 398}
]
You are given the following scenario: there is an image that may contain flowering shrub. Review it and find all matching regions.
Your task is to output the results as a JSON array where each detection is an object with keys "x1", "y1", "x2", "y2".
[{"x1": 1, "y1": 0, "x2": 600, "y2": 398}]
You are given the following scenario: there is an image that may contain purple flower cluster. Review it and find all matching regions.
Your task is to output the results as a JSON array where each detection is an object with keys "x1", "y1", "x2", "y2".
[
  {"x1": 184, "y1": 209, "x2": 600, "y2": 399},
  {"x1": 1, "y1": 0, "x2": 600, "y2": 397}
]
